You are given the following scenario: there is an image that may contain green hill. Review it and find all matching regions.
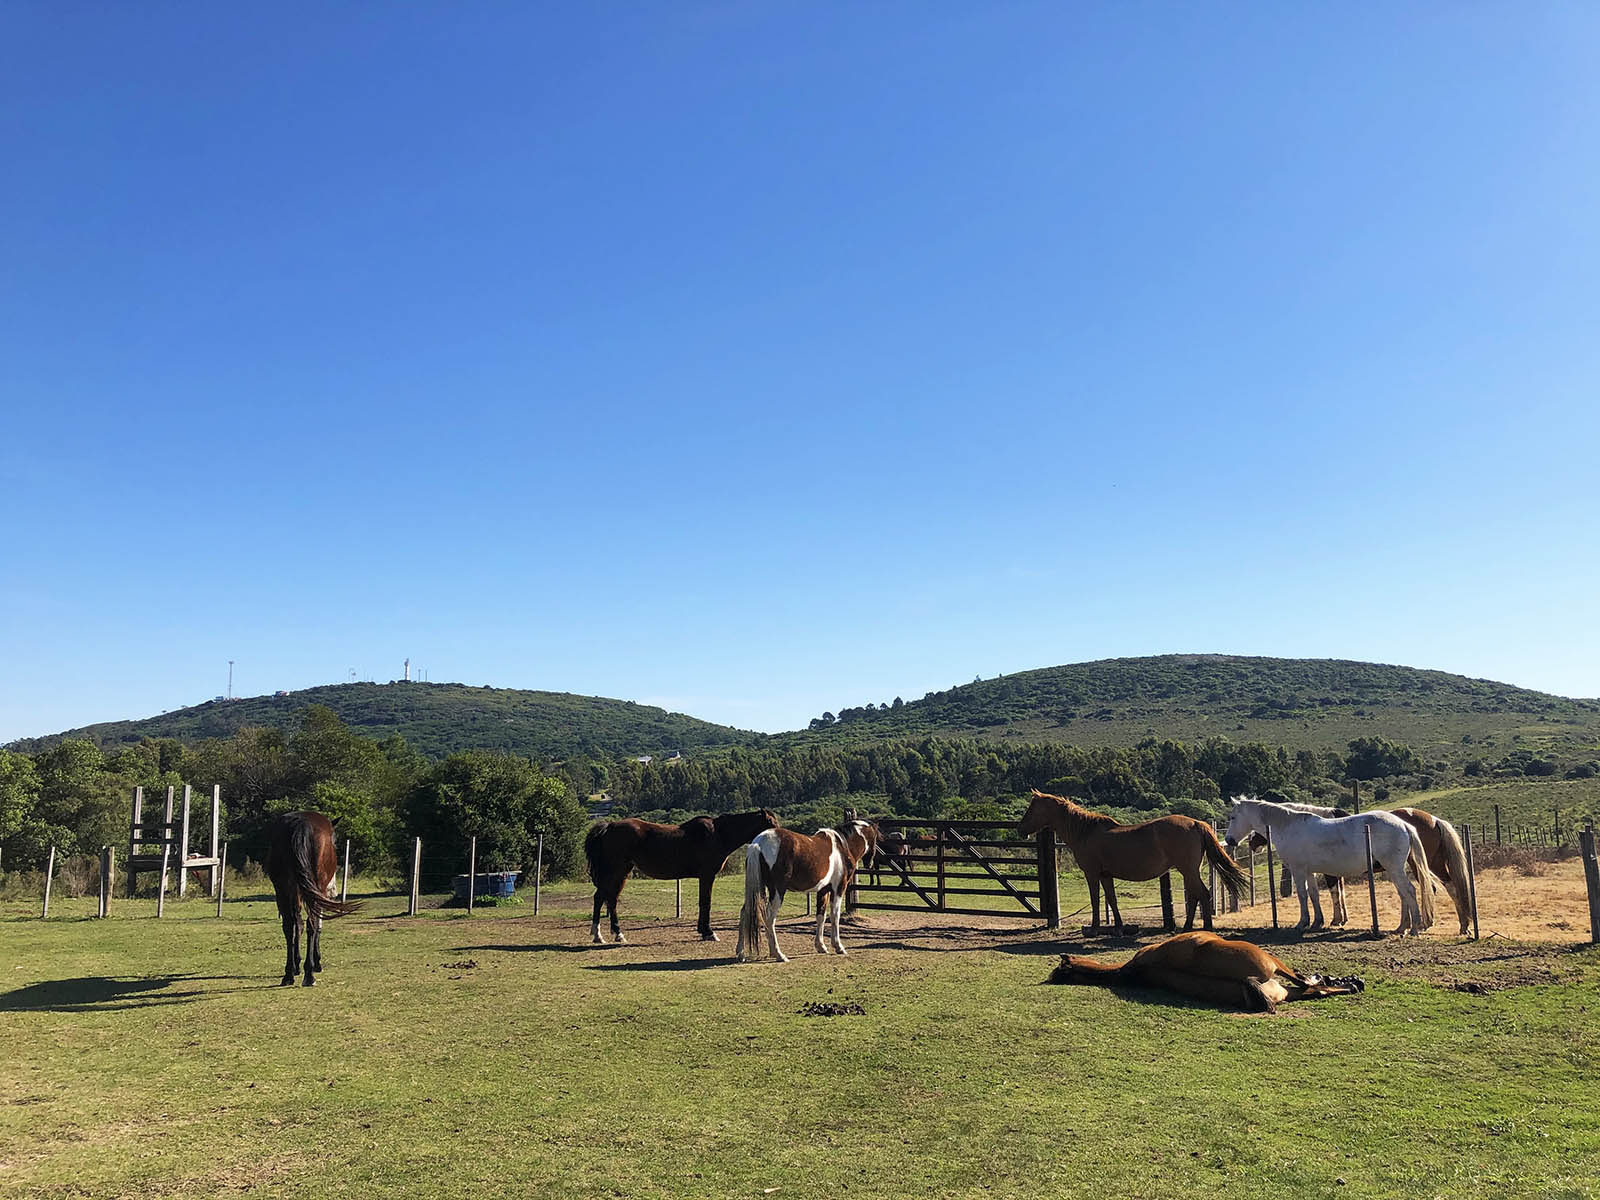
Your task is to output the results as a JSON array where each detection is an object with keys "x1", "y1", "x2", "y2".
[
  {"x1": 787, "y1": 654, "x2": 1600, "y2": 764},
  {"x1": 7, "y1": 681, "x2": 763, "y2": 761}
]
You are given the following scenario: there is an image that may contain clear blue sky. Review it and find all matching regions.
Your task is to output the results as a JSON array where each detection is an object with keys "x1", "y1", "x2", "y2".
[{"x1": 4, "y1": 4, "x2": 1598, "y2": 744}]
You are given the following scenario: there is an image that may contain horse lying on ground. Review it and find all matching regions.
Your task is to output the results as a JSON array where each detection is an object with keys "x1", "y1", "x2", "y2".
[
  {"x1": 737, "y1": 818, "x2": 878, "y2": 962},
  {"x1": 1048, "y1": 931, "x2": 1365, "y2": 1013},
  {"x1": 265, "y1": 811, "x2": 362, "y2": 987},
  {"x1": 1019, "y1": 790, "x2": 1246, "y2": 933},
  {"x1": 584, "y1": 809, "x2": 780, "y2": 943},
  {"x1": 1224, "y1": 797, "x2": 1435, "y2": 934}
]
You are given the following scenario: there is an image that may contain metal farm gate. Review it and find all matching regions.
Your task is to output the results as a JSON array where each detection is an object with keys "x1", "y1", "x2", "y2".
[{"x1": 849, "y1": 819, "x2": 1061, "y2": 929}]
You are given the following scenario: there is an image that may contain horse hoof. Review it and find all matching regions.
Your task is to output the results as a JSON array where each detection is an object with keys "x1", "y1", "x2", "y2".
[
  {"x1": 302, "y1": 977, "x2": 316, "y2": 988},
  {"x1": 700, "y1": 931, "x2": 720, "y2": 942},
  {"x1": 280, "y1": 977, "x2": 295, "y2": 987}
]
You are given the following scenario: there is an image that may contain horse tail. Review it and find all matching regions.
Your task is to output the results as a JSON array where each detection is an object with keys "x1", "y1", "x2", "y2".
[
  {"x1": 1403, "y1": 822, "x2": 1436, "y2": 929},
  {"x1": 1199, "y1": 823, "x2": 1249, "y2": 902},
  {"x1": 1432, "y1": 817, "x2": 1472, "y2": 933},
  {"x1": 738, "y1": 841, "x2": 763, "y2": 958},
  {"x1": 290, "y1": 822, "x2": 361, "y2": 921},
  {"x1": 584, "y1": 822, "x2": 610, "y2": 885}
]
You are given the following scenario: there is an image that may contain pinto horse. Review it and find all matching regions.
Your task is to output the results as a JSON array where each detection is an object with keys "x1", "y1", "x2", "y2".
[
  {"x1": 736, "y1": 818, "x2": 878, "y2": 962},
  {"x1": 1018, "y1": 791, "x2": 1247, "y2": 933},
  {"x1": 1047, "y1": 931, "x2": 1365, "y2": 1013},
  {"x1": 1224, "y1": 797, "x2": 1435, "y2": 934},
  {"x1": 265, "y1": 811, "x2": 362, "y2": 987},
  {"x1": 585, "y1": 809, "x2": 779, "y2": 943}
]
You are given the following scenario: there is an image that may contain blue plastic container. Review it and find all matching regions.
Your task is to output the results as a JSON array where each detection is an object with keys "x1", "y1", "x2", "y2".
[{"x1": 452, "y1": 870, "x2": 519, "y2": 901}]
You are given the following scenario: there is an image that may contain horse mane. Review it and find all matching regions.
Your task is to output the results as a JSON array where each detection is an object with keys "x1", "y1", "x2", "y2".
[{"x1": 1031, "y1": 790, "x2": 1119, "y2": 838}]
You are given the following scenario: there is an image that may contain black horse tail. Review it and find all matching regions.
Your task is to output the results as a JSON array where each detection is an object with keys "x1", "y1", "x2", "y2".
[
  {"x1": 584, "y1": 822, "x2": 610, "y2": 885},
  {"x1": 288, "y1": 821, "x2": 361, "y2": 920}
]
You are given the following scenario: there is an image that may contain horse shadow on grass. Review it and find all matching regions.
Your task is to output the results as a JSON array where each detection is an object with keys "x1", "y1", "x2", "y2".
[{"x1": 0, "y1": 974, "x2": 275, "y2": 1013}]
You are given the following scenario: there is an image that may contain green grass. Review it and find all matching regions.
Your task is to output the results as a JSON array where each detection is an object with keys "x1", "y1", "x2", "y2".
[
  {"x1": 1397, "y1": 777, "x2": 1600, "y2": 839},
  {"x1": 3, "y1": 878, "x2": 1599, "y2": 1199}
]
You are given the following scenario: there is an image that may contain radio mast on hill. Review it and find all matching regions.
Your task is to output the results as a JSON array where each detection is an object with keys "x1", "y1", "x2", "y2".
[
  {"x1": 227, "y1": 660, "x2": 234, "y2": 700},
  {"x1": 404, "y1": 658, "x2": 411, "y2": 682}
]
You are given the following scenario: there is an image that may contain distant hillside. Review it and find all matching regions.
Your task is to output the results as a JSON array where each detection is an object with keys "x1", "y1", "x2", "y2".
[
  {"x1": 784, "y1": 655, "x2": 1600, "y2": 761},
  {"x1": 8, "y1": 681, "x2": 763, "y2": 761}
]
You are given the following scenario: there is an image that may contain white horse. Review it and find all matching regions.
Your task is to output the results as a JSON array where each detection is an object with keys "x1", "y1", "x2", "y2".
[{"x1": 1224, "y1": 797, "x2": 1436, "y2": 935}]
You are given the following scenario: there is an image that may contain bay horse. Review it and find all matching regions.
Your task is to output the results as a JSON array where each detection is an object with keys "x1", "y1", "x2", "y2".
[
  {"x1": 584, "y1": 809, "x2": 779, "y2": 943},
  {"x1": 1018, "y1": 790, "x2": 1247, "y2": 934},
  {"x1": 736, "y1": 818, "x2": 878, "y2": 962},
  {"x1": 1390, "y1": 807, "x2": 1472, "y2": 935},
  {"x1": 265, "y1": 811, "x2": 362, "y2": 987},
  {"x1": 1224, "y1": 797, "x2": 1435, "y2": 934},
  {"x1": 1047, "y1": 931, "x2": 1365, "y2": 1013}
]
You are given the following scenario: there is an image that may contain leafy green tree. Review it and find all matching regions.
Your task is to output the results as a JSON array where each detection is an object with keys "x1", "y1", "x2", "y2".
[
  {"x1": 0, "y1": 749, "x2": 42, "y2": 852},
  {"x1": 1344, "y1": 737, "x2": 1423, "y2": 781},
  {"x1": 406, "y1": 751, "x2": 585, "y2": 877}
]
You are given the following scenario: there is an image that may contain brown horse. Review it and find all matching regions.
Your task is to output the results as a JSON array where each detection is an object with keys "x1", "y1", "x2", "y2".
[
  {"x1": 585, "y1": 809, "x2": 780, "y2": 944},
  {"x1": 1019, "y1": 790, "x2": 1246, "y2": 933},
  {"x1": 736, "y1": 818, "x2": 878, "y2": 962},
  {"x1": 265, "y1": 811, "x2": 362, "y2": 987},
  {"x1": 1047, "y1": 931, "x2": 1365, "y2": 1012},
  {"x1": 1390, "y1": 807, "x2": 1472, "y2": 935}
]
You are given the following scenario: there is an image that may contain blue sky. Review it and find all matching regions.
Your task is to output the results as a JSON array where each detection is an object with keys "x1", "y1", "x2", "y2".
[{"x1": 3, "y1": 4, "x2": 1598, "y2": 743}]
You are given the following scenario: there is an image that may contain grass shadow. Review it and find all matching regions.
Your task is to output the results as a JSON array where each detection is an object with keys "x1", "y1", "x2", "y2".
[
  {"x1": 0, "y1": 974, "x2": 277, "y2": 1012},
  {"x1": 584, "y1": 958, "x2": 731, "y2": 973}
]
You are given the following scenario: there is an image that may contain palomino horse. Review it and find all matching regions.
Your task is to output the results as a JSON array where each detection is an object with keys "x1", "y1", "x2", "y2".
[
  {"x1": 265, "y1": 811, "x2": 362, "y2": 987},
  {"x1": 1390, "y1": 807, "x2": 1473, "y2": 935},
  {"x1": 584, "y1": 809, "x2": 779, "y2": 943},
  {"x1": 1018, "y1": 791, "x2": 1247, "y2": 933},
  {"x1": 1224, "y1": 797, "x2": 1435, "y2": 934},
  {"x1": 736, "y1": 818, "x2": 878, "y2": 962},
  {"x1": 1047, "y1": 931, "x2": 1365, "y2": 1013}
]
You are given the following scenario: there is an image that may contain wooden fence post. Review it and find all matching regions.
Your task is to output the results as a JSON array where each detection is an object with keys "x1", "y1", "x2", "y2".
[
  {"x1": 1494, "y1": 805, "x2": 1501, "y2": 846},
  {"x1": 42, "y1": 846, "x2": 56, "y2": 918},
  {"x1": 177, "y1": 784, "x2": 192, "y2": 899},
  {"x1": 156, "y1": 844, "x2": 170, "y2": 917},
  {"x1": 1463, "y1": 823, "x2": 1480, "y2": 941},
  {"x1": 534, "y1": 833, "x2": 543, "y2": 916},
  {"x1": 675, "y1": 878, "x2": 682, "y2": 919},
  {"x1": 1577, "y1": 826, "x2": 1599, "y2": 945},
  {"x1": 209, "y1": 785, "x2": 222, "y2": 899},
  {"x1": 99, "y1": 845, "x2": 112, "y2": 918},
  {"x1": 216, "y1": 843, "x2": 228, "y2": 918},
  {"x1": 466, "y1": 836, "x2": 477, "y2": 914},
  {"x1": 340, "y1": 839, "x2": 351, "y2": 903},
  {"x1": 410, "y1": 837, "x2": 421, "y2": 916},
  {"x1": 936, "y1": 828, "x2": 947, "y2": 912},
  {"x1": 1364, "y1": 825, "x2": 1379, "y2": 936},
  {"x1": 127, "y1": 786, "x2": 142, "y2": 898},
  {"x1": 1265, "y1": 822, "x2": 1277, "y2": 930},
  {"x1": 1037, "y1": 829, "x2": 1060, "y2": 930},
  {"x1": 1248, "y1": 846, "x2": 1255, "y2": 908}
]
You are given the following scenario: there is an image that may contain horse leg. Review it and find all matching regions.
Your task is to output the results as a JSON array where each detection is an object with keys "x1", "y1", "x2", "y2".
[
  {"x1": 280, "y1": 904, "x2": 298, "y2": 987},
  {"x1": 309, "y1": 911, "x2": 324, "y2": 973},
  {"x1": 1392, "y1": 875, "x2": 1419, "y2": 936},
  {"x1": 831, "y1": 883, "x2": 848, "y2": 955},
  {"x1": 1086, "y1": 877, "x2": 1102, "y2": 931},
  {"x1": 1103, "y1": 878, "x2": 1124, "y2": 932},
  {"x1": 1292, "y1": 872, "x2": 1312, "y2": 929},
  {"x1": 814, "y1": 889, "x2": 831, "y2": 954},
  {"x1": 766, "y1": 890, "x2": 788, "y2": 962},
  {"x1": 608, "y1": 892, "x2": 624, "y2": 944},
  {"x1": 1307, "y1": 873, "x2": 1325, "y2": 930},
  {"x1": 301, "y1": 910, "x2": 316, "y2": 987},
  {"x1": 698, "y1": 874, "x2": 718, "y2": 941},
  {"x1": 1179, "y1": 868, "x2": 1211, "y2": 931},
  {"x1": 590, "y1": 889, "x2": 607, "y2": 944}
]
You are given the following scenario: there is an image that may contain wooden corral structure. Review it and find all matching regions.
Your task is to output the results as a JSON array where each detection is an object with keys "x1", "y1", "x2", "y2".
[
  {"x1": 850, "y1": 819, "x2": 1061, "y2": 928},
  {"x1": 127, "y1": 785, "x2": 222, "y2": 900}
]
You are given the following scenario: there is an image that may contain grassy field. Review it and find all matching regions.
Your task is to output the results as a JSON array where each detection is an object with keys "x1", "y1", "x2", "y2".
[
  {"x1": 4, "y1": 876, "x2": 1599, "y2": 1200},
  {"x1": 1397, "y1": 776, "x2": 1600, "y2": 839}
]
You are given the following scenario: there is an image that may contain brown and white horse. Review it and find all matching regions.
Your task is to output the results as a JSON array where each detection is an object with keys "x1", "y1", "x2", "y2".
[
  {"x1": 736, "y1": 819, "x2": 879, "y2": 962},
  {"x1": 1048, "y1": 931, "x2": 1365, "y2": 1013}
]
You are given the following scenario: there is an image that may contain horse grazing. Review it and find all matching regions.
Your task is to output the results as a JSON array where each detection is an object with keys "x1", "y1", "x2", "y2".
[
  {"x1": 1018, "y1": 790, "x2": 1247, "y2": 933},
  {"x1": 585, "y1": 809, "x2": 779, "y2": 944},
  {"x1": 265, "y1": 811, "x2": 362, "y2": 987},
  {"x1": 1224, "y1": 797, "x2": 1435, "y2": 934},
  {"x1": 1047, "y1": 931, "x2": 1365, "y2": 1013},
  {"x1": 1390, "y1": 807, "x2": 1473, "y2": 935},
  {"x1": 736, "y1": 818, "x2": 878, "y2": 962}
]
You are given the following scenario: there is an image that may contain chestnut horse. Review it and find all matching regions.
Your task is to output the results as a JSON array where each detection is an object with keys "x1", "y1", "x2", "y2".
[
  {"x1": 585, "y1": 809, "x2": 779, "y2": 943},
  {"x1": 1047, "y1": 931, "x2": 1365, "y2": 1013},
  {"x1": 1018, "y1": 791, "x2": 1247, "y2": 933},
  {"x1": 736, "y1": 818, "x2": 878, "y2": 962},
  {"x1": 265, "y1": 811, "x2": 362, "y2": 987},
  {"x1": 1390, "y1": 807, "x2": 1472, "y2": 935}
]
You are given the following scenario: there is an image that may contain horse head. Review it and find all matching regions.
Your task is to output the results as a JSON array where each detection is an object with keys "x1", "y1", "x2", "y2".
[
  {"x1": 1222, "y1": 797, "x2": 1259, "y2": 850},
  {"x1": 1018, "y1": 789, "x2": 1061, "y2": 837}
]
